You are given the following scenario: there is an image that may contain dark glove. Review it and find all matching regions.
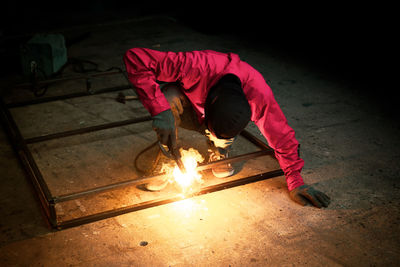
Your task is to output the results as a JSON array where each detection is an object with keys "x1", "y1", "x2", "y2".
[
  {"x1": 289, "y1": 184, "x2": 331, "y2": 208},
  {"x1": 152, "y1": 109, "x2": 177, "y2": 150}
]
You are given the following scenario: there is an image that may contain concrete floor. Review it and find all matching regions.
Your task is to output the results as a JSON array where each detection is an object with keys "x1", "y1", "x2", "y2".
[{"x1": 1, "y1": 16, "x2": 400, "y2": 266}]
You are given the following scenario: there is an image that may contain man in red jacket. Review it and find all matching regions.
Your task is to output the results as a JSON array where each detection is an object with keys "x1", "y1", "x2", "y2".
[{"x1": 124, "y1": 48, "x2": 330, "y2": 208}]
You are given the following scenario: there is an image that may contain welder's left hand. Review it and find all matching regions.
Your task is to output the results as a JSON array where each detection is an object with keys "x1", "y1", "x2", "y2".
[{"x1": 289, "y1": 184, "x2": 331, "y2": 208}]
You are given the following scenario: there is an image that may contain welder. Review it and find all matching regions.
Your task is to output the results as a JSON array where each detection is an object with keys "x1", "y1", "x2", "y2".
[{"x1": 123, "y1": 48, "x2": 330, "y2": 208}]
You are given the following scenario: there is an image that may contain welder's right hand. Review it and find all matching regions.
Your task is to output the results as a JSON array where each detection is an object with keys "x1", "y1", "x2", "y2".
[{"x1": 152, "y1": 109, "x2": 177, "y2": 150}]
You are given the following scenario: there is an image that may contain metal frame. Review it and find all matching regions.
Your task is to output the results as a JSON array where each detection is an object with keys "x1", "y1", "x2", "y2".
[{"x1": 0, "y1": 72, "x2": 284, "y2": 230}]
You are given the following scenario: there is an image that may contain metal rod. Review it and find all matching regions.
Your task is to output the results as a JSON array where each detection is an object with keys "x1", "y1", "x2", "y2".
[
  {"x1": 6, "y1": 84, "x2": 132, "y2": 108},
  {"x1": 15, "y1": 70, "x2": 123, "y2": 88},
  {"x1": 25, "y1": 116, "x2": 152, "y2": 144},
  {"x1": 0, "y1": 99, "x2": 55, "y2": 224},
  {"x1": 240, "y1": 129, "x2": 272, "y2": 151},
  {"x1": 195, "y1": 149, "x2": 273, "y2": 171},
  {"x1": 53, "y1": 149, "x2": 275, "y2": 203},
  {"x1": 56, "y1": 169, "x2": 284, "y2": 229}
]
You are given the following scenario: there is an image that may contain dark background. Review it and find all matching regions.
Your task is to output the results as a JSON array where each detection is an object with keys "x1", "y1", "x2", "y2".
[{"x1": 1, "y1": 1, "x2": 397, "y2": 115}]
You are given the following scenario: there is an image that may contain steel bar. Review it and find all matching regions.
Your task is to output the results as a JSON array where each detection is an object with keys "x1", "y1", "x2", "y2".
[
  {"x1": 6, "y1": 84, "x2": 132, "y2": 108},
  {"x1": 195, "y1": 149, "x2": 274, "y2": 171},
  {"x1": 53, "y1": 149, "x2": 276, "y2": 203},
  {"x1": 15, "y1": 70, "x2": 123, "y2": 88},
  {"x1": 25, "y1": 116, "x2": 152, "y2": 144},
  {"x1": 240, "y1": 129, "x2": 271, "y2": 151},
  {"x1": 56, "y1": 169, "x2": 284, "y2": 229},
  {"x1": 0, "y1": 99, "x2": 56, "y2": 225}
]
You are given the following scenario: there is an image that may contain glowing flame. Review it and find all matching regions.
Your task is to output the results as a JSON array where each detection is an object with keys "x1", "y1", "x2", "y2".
[{"x1": 162, "y1": 148, "x2": 204, "y2": 194}]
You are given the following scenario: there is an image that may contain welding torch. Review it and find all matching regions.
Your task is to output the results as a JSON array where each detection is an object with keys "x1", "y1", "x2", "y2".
[{"x1": 158, "y1": 141, "x2": 187, "y2": 174}]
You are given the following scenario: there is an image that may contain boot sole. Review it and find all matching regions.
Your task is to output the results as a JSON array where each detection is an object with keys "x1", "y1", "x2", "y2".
[{"x1": 212, "y1": 168, "x2": 235, "y2": 178}]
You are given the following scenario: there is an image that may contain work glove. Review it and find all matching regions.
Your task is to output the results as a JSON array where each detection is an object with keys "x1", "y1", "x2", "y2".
[
  {"x1": 289, "y1": 184, "x2": 331, "y2": 208},
  {"x1": 152, "y1": 109, "x2": 177, "y2": 150}
]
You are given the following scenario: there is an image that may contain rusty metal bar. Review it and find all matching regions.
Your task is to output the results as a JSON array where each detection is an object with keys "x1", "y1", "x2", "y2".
[
  {"x1": 240, "y1": 129, "x2": 271, "y2": 151},
  {"x1": 53, "y1": 149, "x2": 275, "y2": 203},
  {"x1": 6, "y1": 84, "x2": 132, "y2": 108},
  {"x1": 0, "y1": 99, "x2": 56, "y2": 226},
  {"x1": 24, "y1": 115, "x2": 152, "y2": 144},
  {"x1": 56, "y1": 169, "x2": 284, "y2": 229},
  {"x1": 15, "y1": 70, "x2": 123, "y2": 88}
]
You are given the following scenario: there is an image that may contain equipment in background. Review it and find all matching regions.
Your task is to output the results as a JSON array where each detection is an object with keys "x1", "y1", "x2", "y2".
[{"x1": 20, "y1": 34, "x2": 67, "y2": 78}]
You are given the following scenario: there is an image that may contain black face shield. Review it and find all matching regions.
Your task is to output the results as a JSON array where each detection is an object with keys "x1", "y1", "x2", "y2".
[{"x1": 205, "y1": 74, "x2": 251, "y2": 139}]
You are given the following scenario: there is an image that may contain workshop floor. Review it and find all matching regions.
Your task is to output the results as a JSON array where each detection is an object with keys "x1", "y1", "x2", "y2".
[{"x1": 1, "y1": 16, "x2": 399, "y2": 266}]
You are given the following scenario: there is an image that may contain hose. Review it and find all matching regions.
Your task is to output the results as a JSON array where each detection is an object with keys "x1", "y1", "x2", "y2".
[{"x1": 134, "y1": 140, "x2": 163, "y2": 175}]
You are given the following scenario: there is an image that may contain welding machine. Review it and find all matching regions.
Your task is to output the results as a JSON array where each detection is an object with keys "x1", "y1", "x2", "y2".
[{"x1": 20, "y1": 33, "x2": 67, "y2": 77}]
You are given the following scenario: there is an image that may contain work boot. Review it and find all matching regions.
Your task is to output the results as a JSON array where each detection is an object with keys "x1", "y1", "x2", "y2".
[
  {"x1": 209, "y1": 148, "x2": 235, "y2": 178},
  {"x1": 204, "y1": 129, "x2": 235, "y2": 178},
  {"x1": 144, "y1": 177, "x2": 169, "y2": 191}
]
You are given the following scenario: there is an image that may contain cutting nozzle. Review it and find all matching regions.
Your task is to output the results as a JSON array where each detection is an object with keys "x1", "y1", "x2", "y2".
[{"x1": 158, "y1": 142, "x2": 187, "y2": 174}]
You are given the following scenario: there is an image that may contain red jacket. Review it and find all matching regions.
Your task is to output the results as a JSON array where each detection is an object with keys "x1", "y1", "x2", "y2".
[{"x1": 123, "y1": 48, "x2": 304, "y2": 191}]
